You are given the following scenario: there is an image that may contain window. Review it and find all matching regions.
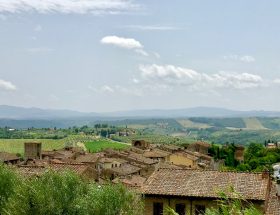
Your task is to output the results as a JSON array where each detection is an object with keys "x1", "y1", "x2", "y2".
[
  {"x1": 115, "y1": 164, "x2": 118, "y2": 167},
  {"x1": 195, "y1": 205, "x2": 205, "y2": 215},
  {"x1": 153, "y1": 202, "x2": 163, "y2": 215},
  {"x1": 111, "y1": 164, "x2": 114, "y2": 168},
  {"x1": 175, "y1": 203, "x2": 186, "y2": 215}
]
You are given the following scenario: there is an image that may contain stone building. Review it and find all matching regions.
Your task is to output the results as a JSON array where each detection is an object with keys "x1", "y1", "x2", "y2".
[
  {"x1": 142, "y1": 168, "x2": 272, "y2": 215},
  {"x1": 24, "y1": 142, "x2": 42, "y2": 160}
]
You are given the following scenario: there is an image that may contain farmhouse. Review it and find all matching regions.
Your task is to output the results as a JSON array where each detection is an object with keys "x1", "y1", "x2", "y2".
[{"x1": 142, "y1": 168, "x2": 272, "y2": 215}]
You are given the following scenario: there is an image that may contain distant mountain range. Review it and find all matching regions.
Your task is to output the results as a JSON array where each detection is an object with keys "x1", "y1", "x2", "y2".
[{"x1": 1, "y1": 105, "x2": 280, "y2": 119}]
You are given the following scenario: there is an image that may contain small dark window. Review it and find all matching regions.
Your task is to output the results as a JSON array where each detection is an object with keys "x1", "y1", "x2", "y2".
[
  {"x1": 153, "y1": 202, "x2": 163, "y2": 215},
  {"x1": 195, "y1": 205, "x2": 205, "y2": 215},
  {"x1": 176, "y1": 203, "x2": 186, "y2": 215},
  {"x1": 115, "y1": 164, "x2": 117, "y2": 167},
  {"x1": 111, "y1": 164, "x2": 114, "y2": 168}
]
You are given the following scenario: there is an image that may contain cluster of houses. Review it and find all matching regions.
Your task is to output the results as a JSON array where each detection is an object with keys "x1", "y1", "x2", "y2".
[{"x1": 0, "y1": 140, "x2": 280, "y2": 214}]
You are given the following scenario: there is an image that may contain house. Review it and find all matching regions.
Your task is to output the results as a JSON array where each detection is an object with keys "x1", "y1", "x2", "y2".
[
  {"x1": 143, "y1": 149, "x2": 171, "y2": 162},
  {"x1": 142, "y1": 168, "x2": 271, "y2": 215},
  {"x1": 0, "y1": 152, "x2": 20, "y2": 164},
  {"x1": 167, "y1": 149, "x2": 213, "y2": 169},
  {"x1": 159, "y1": 144, "x2": 183, "y2": 153},
  {"x1": 113, "y1": 175, "x2": 147, "y2": 189},
  {"x1": 187, "y1": 141, "x2": 211, "y2": 155},
  {"x1": 75, "y1": 152, "x2": 104, "y2": 165},
  {"x1": 167, "y1": 151, "x2": 199, "y2": 168},
  {"x1": 105, "y1": 163, "x2": 142, "y2": 180}
]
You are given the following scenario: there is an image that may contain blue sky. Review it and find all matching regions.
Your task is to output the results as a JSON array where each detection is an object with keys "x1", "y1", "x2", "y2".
[{"x1": 0, "y1": 0, "x2": 280, "y2": 112}]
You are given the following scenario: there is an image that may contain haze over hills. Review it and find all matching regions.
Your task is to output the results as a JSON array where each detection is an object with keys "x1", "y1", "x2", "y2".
[{"x1": 1, "y1": 105, "x2": 280, "y2": 120}]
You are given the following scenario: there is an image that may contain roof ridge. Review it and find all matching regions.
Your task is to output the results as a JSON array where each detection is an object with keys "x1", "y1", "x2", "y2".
[{"x1": 158, "y1": 167, "x2": 265, "y2": 175}]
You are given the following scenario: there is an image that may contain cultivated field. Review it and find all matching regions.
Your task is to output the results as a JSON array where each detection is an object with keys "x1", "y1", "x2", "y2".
[
  {"x1": 85, "y1": 139, "x2": 129, "y2": 152},
  {"x1": 243, "y1": 118, "x2": 267, "y2": 130}
]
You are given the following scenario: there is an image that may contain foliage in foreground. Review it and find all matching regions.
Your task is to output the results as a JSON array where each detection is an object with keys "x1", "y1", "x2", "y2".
[{"x1": 0, "y1": 164, "x2": 143, "y2": 215}]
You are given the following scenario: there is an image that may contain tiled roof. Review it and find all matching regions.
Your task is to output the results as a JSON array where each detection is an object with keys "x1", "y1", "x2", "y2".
[
  {"x1": 17, "y1": 163, "x2": 89, "y2": 176},
  {"x1": 265, "y1": 182, "x2": 280, "y2": 215},
  {"x1": 120, "y1": 175, "x2": 147, "y2": 187},
  {"x1": 143, "y1": 149, "x2": 171, "y2": 158},
  {"x1": 0, "y1": 152, "x2": 20, "y2": 162},
  {"x1": 75, "y1": 153, "x2": 102, "y2": 163},
  {"x1": 99, "y1": 157, "x2": 127, "y2": 164},
  {"x1": 109, "y1": 163, "x2": 141, "y2": 176},
  {"x1": 192, "y1": 141, "x2": 211, "y2": 148},
  {"x1": 142, "y1": 168, "x2": 269, "y2": 200}
]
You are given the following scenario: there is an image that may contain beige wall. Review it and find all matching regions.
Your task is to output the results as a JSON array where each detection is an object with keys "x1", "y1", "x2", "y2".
[
  {"x1": 144, "y1": 196, "x2": 216, "y2": 215},
  {"x1": 144, "y1": 196, "x2": 264, "y2": 215},
  {"x1": 167, "y1": 154, "x2": 196, "y2": 168}
]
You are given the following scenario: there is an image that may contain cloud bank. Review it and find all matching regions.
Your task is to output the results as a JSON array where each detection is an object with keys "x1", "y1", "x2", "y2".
[
  {"x1": 0, "y1": 0, "x2": 139, "y2": 14},
  {"x1": 139, "y1": 64, "x2": 263, "y2": 90}
]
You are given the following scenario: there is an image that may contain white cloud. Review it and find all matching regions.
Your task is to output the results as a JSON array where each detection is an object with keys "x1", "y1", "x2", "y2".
[
  {"x1": 0, "y1": 0, "x2": 139, "y2": 14},
  {"x1": 139, "y1": 64, "x2": 263, "y2": 90},
  {"x1": 101, "y1": 35, "x2": 143, "y2": 49},
  {"x1": 34, "y1": 24, "x2": 42, "y2": 32},
  {"x1": 0, "y1": 79, "x2": 17, "y2": 91},
  {"x1": 223, "y1": 55, "x2": 256, "y2": 63},
  {"x1": 122, "y1": 25, "x2": 182, "y2": 31},
  {"x1": 134, "y1": 49, "x2": 149, "y2": 56}
]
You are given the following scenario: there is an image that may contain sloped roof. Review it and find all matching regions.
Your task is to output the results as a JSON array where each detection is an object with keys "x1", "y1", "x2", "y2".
[
  {"x1": 75, "y1": 153, "x2": 103, "y2": 163},
  {"x1": 142, "y1": 168, "x2": 269, "y2": 200},
  {"x1": 143, "y1": 149, "x2": 171, "y2": 158},
  {"x1": 17, "y1": 163, "x2": 89, "y2": 176},
  {"x1": 0, "y1": 152, "x2": 20, "y2": 162}
]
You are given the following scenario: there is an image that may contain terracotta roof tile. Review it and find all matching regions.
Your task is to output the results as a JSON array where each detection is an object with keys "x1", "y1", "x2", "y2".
[
  {"x1": 142, "y1": 168, "x2": 269, "y2": 200},
  {"x1": 265, "y1": 183, "x2": 280, "y2": 215}
]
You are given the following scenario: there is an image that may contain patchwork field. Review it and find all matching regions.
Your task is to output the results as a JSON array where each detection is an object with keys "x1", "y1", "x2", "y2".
[
  {"x1": 85, "y1": 139, "x2": 129, "y2": 152},
  {"x1": 243, "y1": 118, "x2": 267, "y2": 130},
  {"x1": 0, "y1": 139, "x2": 65, "y2": 154}
]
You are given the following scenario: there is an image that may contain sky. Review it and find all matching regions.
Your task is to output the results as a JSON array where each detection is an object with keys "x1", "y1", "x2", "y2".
[{"x1": 0, "y1": 0, "x2": 280, "y2": 112}]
